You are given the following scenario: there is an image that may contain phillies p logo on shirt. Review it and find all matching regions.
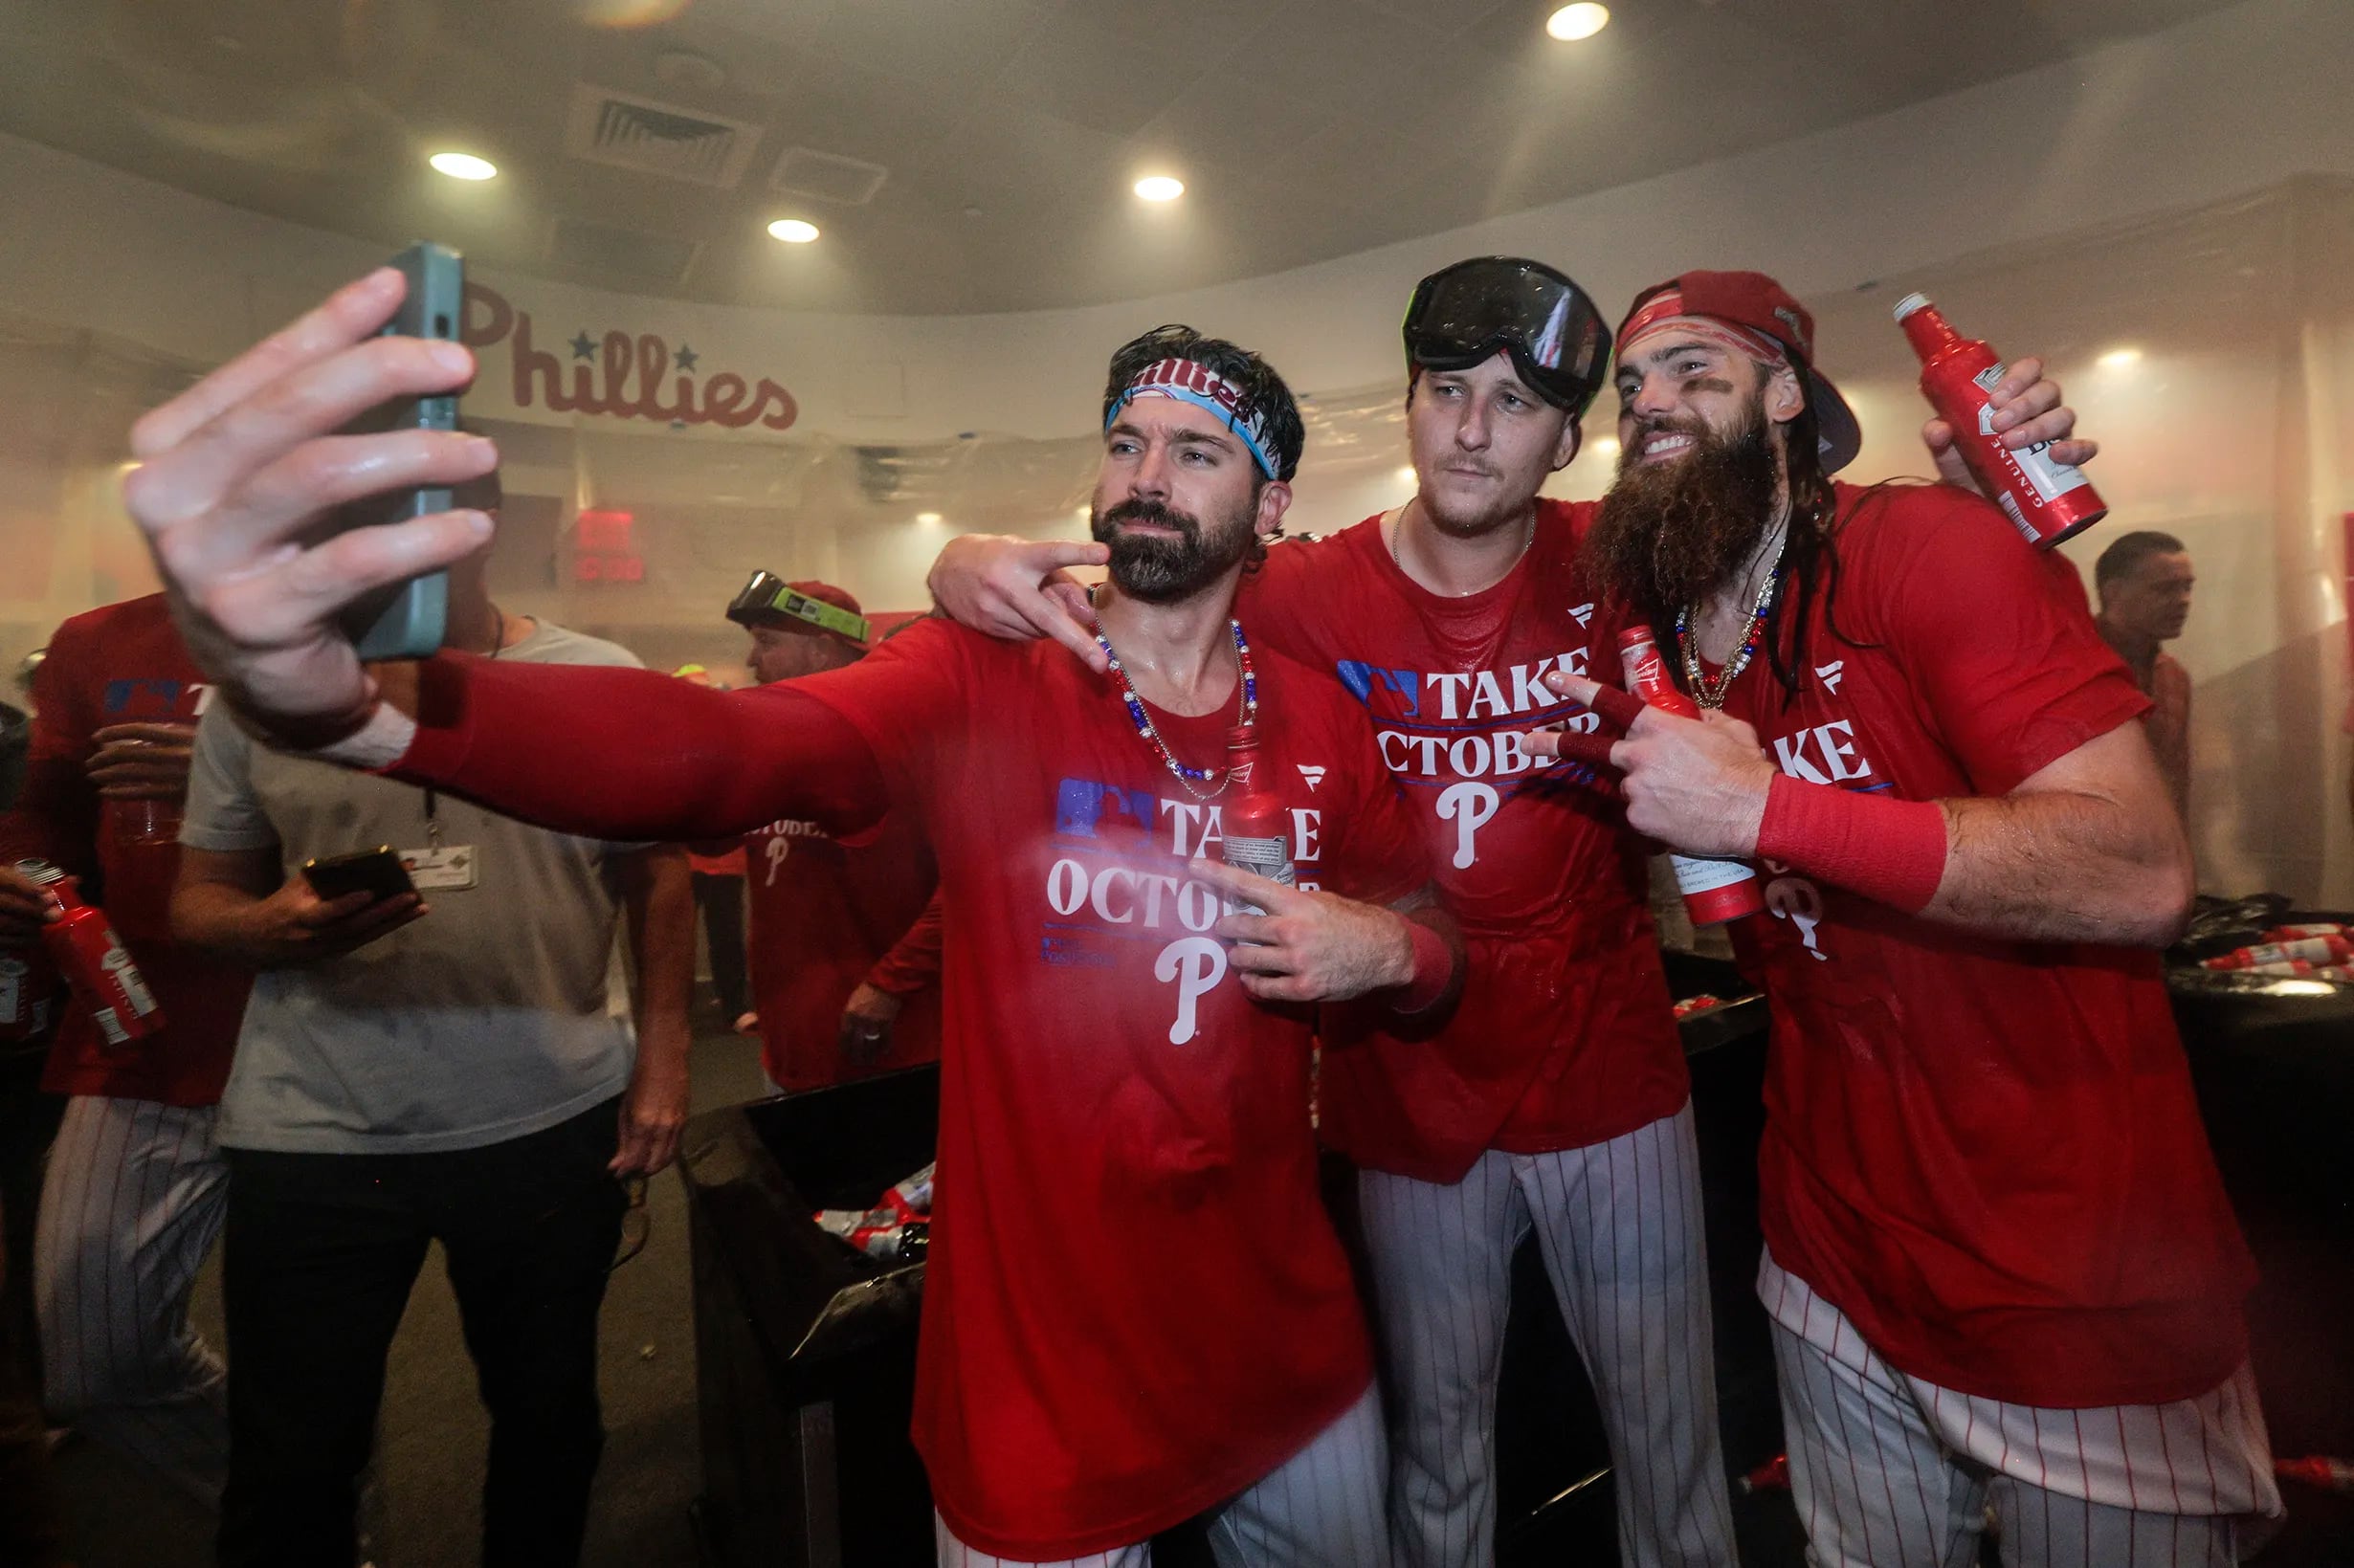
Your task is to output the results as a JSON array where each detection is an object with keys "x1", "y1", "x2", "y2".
[
  {"x1": 1335, "y1": 649, "x2": 1599, "y2": 871},
  {"x1": 1042, "y1": 774, "x2": 1325, "y2": 1045}
]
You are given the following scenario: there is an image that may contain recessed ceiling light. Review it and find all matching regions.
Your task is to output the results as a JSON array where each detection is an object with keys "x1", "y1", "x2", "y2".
[
  {"x1": 429, "y1": 151, "x2": 498, "y2": 182},
  {"x1": 2099, "y1": 347, "x2": 2143, "y2": 368},
  {"x1": 1394, "y1": 466, "x2": 1418, "y2": 487},
  {"x1": 767, "y1": 218, "x2": 820, "y2": 243},
  {"x1": 1134, "y1": 175, "x2": 1185, "y2": 203},
  {"x1": 1546, "y1": 3, "x2": 1610, "y2": 41},
  {"x1": 915, "y1": 512, "x2": 944, "y2": 526},
  {"x1": 1591, "y1": 436, "x2": 1621, "y2": 457}
]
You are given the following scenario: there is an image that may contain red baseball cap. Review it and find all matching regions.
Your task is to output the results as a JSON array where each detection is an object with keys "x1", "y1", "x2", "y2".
[
  {"x1": 779, "y1": 580, "x2": 867, "y2": 647},
  {"x1": 726, "y1": 570, "x2": 871, "y2": 647},
  {"x1": 1614, "y1": 270, "x2": 1862, "y2": 474}
]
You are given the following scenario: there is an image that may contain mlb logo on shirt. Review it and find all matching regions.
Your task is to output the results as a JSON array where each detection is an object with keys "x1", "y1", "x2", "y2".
[
  {"x1": 100, "y1": 677, "x2": 207, "y2": 719},
  {"x1": 1054, "y1": 778, "x2": 1157, "y2": 838}
]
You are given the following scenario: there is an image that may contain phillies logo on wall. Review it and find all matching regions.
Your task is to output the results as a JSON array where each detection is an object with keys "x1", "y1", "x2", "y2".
[{"x1": 463, "y1": 283, "x2": 798, "y2": 432}]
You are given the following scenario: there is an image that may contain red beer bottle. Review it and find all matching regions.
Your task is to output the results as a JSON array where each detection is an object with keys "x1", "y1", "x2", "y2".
[
  {"x1": 1894, "y1": 294, "x2": 2106, "y2": 548},
  {"x1": 1614, "y1": 629, "x2": 1766, "y2": 927},
  {"x1": 15, "y1": 859, "x2": 165, "y2": 1046},
  {"x1": 2275, "y1": 1455, "x2": 2354, "y2": 1494},
  {"x1": 1219, "y1": 723, "x2": 1295, "y2": 917}
]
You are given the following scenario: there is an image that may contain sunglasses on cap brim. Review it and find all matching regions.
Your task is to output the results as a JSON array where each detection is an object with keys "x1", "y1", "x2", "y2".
[
  {"x1": 1402, "y1": 257, "x2": 1610, "y2": 418},
  {"x1": 725, "y1": 570, "x2": 871, "y2": 643}
]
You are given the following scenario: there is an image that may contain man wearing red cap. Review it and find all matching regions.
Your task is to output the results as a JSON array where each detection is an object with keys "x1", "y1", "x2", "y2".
[
  {"x1": 1535, "y1": 271, "x2": 2278, "y2": 1565},
  {"x1": 726, "y1": 577, "x2": 944, "y2": 1092},
  {"x1": 928, "y1": 260, "x2": 2085, "y2": 1568}
]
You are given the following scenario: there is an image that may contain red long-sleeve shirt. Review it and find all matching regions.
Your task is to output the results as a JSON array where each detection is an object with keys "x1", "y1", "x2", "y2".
[
  {"x1": 383, "y1": 622, "x2": 1431, "y2": 1558},
  {"x1": 0, "y1": 595, "x2": 250, "y2": 1105}
]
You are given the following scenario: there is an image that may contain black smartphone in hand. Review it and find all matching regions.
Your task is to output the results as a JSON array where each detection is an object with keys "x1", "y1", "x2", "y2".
[
  {"x1": 301, "y1": 847, "x2": 417, "y2": 904},
  {"x1": 334, "y1": 241, "x2": 465, "y2": 661}
]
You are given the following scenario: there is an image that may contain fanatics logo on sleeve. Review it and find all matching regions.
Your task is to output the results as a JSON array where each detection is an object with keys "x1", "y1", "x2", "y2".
[
  {"x1": 1569, "y1": 602, "x2": 1594, "y2": 629},
  {"x1": 1815, "y1": 660, "x2": 1846, "y2": 693},
  {"x1": 1297, "y1": 765, "x2": 1326, "y2": 792}
]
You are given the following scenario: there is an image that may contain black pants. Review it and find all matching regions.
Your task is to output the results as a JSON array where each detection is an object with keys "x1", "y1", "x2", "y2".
[
  {"x1": 217, "y1": 1097, "x2": 627, "y2": 1568},
  {"x1": 0, "y1": 1045, "x2": 62, "y2": 1402},
  {"x1": 0, "y1": 1190, "x2": 68, "y2": 1568},
  {"x1": 692, "y1": 871, "x2": 750, "y2": 1020}
]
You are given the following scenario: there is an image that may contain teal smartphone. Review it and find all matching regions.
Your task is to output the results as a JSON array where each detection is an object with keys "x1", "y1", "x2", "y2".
[{"x1": 335, "y1": 242, "x2": 464, "y2": 661}]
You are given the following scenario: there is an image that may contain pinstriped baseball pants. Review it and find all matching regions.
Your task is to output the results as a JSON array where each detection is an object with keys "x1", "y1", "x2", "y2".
[
  {"x1": 33, "y1": 1094, "x2": 230, "y2": 1506},
  {"x1": 933, "y1": 1383, "x2": 1392, "y2": 1567},
  {"x1": 1765, "y1": 1250, "x2": 2281, "y2": 1567},
  {"x1": 1360, "y1": 1102, "x2": 1737, "y2": 1568}
]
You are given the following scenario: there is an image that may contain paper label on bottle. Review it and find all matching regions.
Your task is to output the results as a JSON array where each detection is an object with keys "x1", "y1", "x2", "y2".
[
  {"x1": 2007, "y1": 439, "x2": 2091, "y2": 504},
  {"x1": 92, "y1": 1006, "x2": 129, "y2": 1047},
  {"x1": 1971, "y1": 362, "x2": 2091, "y2": 505},
  {"x1": 0, "y1": 957, "x2": 22, "y2": 1026},
  {"x1": 1993, "y1": 491, "x2": 2039, "y2": 543},
  {"x1": 1668, "y1": 852, "x2": 1755, "y2": 895},
  {"x1": 100, "y1": 942, "x2": 159, "y2": 1017},
  {"x1": 1220, "y1": 835, "x2": 1296, "y2": 917}
]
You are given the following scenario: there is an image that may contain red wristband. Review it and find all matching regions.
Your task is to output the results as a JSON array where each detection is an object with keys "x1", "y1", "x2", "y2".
[
  {"x1": 1394, "y1": 920, "x2": 1455, "y2": 1013},
  {"x1": 1755, "y1": 773, "x2": 1948, "y2": 915}
]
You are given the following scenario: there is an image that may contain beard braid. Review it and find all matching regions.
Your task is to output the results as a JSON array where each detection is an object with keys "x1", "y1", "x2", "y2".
[
  {"x1": 1584, "y1": 400, "x2": 1783, "y2": 636},
  {"x1": 1092, "y1": 495, "x2": 1256, "y2": 603}
]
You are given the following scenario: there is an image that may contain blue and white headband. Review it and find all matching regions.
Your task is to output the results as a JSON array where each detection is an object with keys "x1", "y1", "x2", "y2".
[{"x1": 1105, "y1": 358, "x2": 1281, "y2": 478}]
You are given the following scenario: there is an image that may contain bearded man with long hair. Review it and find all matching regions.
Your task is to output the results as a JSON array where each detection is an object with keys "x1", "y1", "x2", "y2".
[{"x1": 1541, "y1": 272, "x2": 2280, "y2": 1568}]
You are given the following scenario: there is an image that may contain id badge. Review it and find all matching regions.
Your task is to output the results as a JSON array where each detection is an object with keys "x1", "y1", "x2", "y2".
[{"x1": 399, "y1": 845, "x2": 479, "y2": 892}]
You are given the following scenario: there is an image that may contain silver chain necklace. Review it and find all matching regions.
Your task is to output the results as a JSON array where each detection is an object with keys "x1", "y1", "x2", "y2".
[{"x1": 1388, "y1": 504, "x2": 1533, "y2": 593}]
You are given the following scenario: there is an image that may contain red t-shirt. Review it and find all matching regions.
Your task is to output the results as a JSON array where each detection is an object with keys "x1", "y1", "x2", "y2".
[
  {"x1": 793, "y1": 617, "x2": 1428, "y2": 1559},
  {"x1": 743, "y1": 809, "x2": 942, "y2": 1092},
  {"x1": 0, "y1": 595, "x2": 249, "y2": 1105},
  {"x1": 1244, "y1": 504, "x2": 1687, "y2": 1180},
  {"x1": 1723, "y1": 483, "x2": 2254, "y2": 1407}
]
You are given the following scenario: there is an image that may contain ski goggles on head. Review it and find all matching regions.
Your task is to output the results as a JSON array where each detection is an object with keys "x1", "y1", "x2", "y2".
[
  {"x1": 1402, "y1": 256, "x2": 1610, "y2": 418},
  {"x1": 724, "y1": 571, "x2": 871, "y2": 645}
]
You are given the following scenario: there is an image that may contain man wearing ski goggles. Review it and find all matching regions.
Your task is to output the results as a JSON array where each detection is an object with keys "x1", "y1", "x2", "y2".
[
  {"x1": 929, "y1": 254, "x2": 2087, "y2": 1568},
  {"x1": 725, "y1": 570, "x2": 874, "y2": 650},
  {"x1": 1395, "y1": 255, "x2": 1611, "y2": 415}
]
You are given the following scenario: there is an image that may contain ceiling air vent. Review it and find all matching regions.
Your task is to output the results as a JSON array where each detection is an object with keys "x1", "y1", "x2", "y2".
[
  {"x1": 770, "y1": 145, "x2": 890, "y2": 206},
  {"x1": 545, "y1": 216, "x2": 703, "y2": 288},
  {"x1": 566, "y1": 84, "x2": 762, "y2": 188}
]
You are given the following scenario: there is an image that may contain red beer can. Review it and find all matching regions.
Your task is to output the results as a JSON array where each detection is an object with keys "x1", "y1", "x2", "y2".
[
  {"x1": 16, "y1": 860, "x2": 165, "y2": 1046},
  {"x1": 1895, "y1": 294, "x2": 2106, "y2": 548},
  {"x1": 0, "y1": 944, "x2": 60, "y2": 1045},
  {"x1": 1614, "y1": 628, "x2": 1766, "y2": 926}
]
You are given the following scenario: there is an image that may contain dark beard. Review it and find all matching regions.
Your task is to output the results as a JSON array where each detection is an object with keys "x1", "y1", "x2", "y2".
[
  {"x1": 1584, "y1": 404, "x2": 1781, "y2": 636},
  {"x1": 1092, "y1": 496, "x2": 1255, "y2": 603}
]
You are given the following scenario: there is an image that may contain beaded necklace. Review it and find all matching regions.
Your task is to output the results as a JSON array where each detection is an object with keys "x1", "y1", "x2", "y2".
[
  {"x1": 1675, "y1": 534, "x2": 1786, "y2": 710},
  {"x1": 1092, "y1": 609, "x2": 1257, "y2": 801}
]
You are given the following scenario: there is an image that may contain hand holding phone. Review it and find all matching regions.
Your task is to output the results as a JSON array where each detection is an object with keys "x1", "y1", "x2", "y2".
[
  {"x1": 226, "y1": 852, "x2": 424, "y2": 969},
  {"x1": 119, "y1": 260, "x2": 493, "y2": 741},
  {"x1": 334, "y1": 241, "x2": 467, "y2": 661},
  {"x1": 301, "y1": 847, "x2": 417, "y2": 903}
]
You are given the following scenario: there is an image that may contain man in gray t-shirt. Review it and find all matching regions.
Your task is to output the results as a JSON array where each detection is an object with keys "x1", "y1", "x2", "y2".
[{"x1": 172, "y1": 563, "x2": 694, "y2": 1567}]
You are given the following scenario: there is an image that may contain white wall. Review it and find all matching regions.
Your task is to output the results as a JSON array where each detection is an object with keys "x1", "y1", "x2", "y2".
[{"x1": 0, "y1": 0, "x2": 2345, "y2": 442}]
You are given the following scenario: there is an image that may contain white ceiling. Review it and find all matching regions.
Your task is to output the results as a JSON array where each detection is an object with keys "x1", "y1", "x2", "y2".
[{"x1": 0, "y1": 0, "x2": 2248, "y2": 315}]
